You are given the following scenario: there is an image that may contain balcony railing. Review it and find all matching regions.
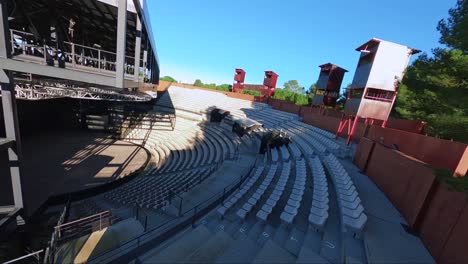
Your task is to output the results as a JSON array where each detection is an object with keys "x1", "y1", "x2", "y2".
[{"x1": 9, "y1": 29, "x2": 149, "y2": 80}]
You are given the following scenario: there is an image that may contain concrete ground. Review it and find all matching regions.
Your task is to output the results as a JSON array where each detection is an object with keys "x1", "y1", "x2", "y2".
[{"x1": 19, "y1": 130, "x2": 149, "y2": 214}]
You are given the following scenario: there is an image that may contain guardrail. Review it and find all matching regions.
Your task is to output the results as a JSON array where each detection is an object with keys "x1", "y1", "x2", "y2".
[
  {"x1": 2, "y1": 249, "x2": 44, "y2": 264},
  {"x1": 87, "y1": 162, "x2": 257, "y2": 263},
  {"x1": 9, "y1": 29, "x2": 147, "y2": 79},
  {"x1": 53, "y1": 210, "x2": 112, "y2": 243}
]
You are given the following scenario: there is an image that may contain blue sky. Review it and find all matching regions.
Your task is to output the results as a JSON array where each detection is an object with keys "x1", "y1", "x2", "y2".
[{"x1": 148, "y1": 0, "x2": 456, "y2": 90}]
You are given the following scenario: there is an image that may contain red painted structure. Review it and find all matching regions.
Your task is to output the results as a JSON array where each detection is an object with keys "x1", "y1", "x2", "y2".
[
  {"x1": 337, "y1": 38, "x2": 420, "y2": 144},
  {"x1": 232, "y1": 68, "x2": 246, "y2": 93},
  {"x1": 232, "y1": 69, "x2": 278, "y2": 97},
  {"x1": 262, "y1": 71, "x2": 278, "y2": 97},
  {"x1": 312, "y1": 63, "x2": 348, "y2": 112}
]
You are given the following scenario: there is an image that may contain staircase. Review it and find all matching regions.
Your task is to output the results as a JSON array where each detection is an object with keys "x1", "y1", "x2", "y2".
[{"x1": 138, "y1": 221, "x2": 327, "y2": 264}]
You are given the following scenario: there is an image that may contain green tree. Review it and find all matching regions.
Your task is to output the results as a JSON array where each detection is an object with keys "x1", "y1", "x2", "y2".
[
  {"x1": 216, "y1": 84, "x2": 232, "y2": 91},
  {"x1": 394, "y1": 49, "x2": 468, "y2": 141},
  {"x1": 307, "y1": 82, "x2": 318, "y2": 95},
  {"x1": 194, "y1": 79, "x2": 203, "y2": 87},
  {"x1": 437, "y1": 0, "x2": 468, "y2": 52},
  {"x1": 284, "y1": 80, "x2": 303, "y2": 93},
  {"x1": 392, "y1": 0, "x2": 468, "y2": 143},
  {"x1": 160, "y1": 76, "x2": 177, "y2": 83},
  {"x1": 243, "y1": 90, "x2": 261, "y2": 96}
]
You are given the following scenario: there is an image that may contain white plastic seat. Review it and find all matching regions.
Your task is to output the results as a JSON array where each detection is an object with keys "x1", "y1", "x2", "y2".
[
  {"x1": 237, "y1": 208, "x2": 248, "y2": 220},
  {"x1": 257, "y1": 209, "x2": 269, "y2": 222},
  {"x1": 287, "y1": 199, "x2": 301, "y2": 208},
  {"x1": 280, "y1": 211, "x2": 295, "y2": 224},
  {"x1": 245, "y1": 197, "x2": 256, "y2": 205},
  {"x1": 217, "y1": 206, "x2": 228, "y2": 217},
  {"x1": 309, "y1": 212, "x2": 328, "y2": 230},
  {"x1": 242, "y1": 202, "x2": 254, "y2": 212}
]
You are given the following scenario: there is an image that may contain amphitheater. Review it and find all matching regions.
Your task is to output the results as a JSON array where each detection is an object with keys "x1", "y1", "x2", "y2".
[
  {"x1": 29, "y1": 84, "x2": 432, "y2": 264},
  {"x1": 2, "y1": 1, "x2": 468, "y2": 263}
]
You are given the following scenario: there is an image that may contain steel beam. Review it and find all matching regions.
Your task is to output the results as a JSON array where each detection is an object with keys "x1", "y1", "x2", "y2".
[
  {"x1": 115, "y1": 0, "x2": 128, "y2": 88},
  {"x1": 134, "y1": 15, "x2": 142, "y2": 82},
  {"x1": 0, "y1": 0, "x2": 10, "y2": 59},
  {"x1": 1, "y1": 71, "x2": 25, "y2": 211}
]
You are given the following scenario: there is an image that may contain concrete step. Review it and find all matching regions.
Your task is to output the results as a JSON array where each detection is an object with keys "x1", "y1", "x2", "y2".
[
  {"x1": 283, "y1": 227, "x2": 306, "y2": 257},
  {"x1": 296, "y1": 244, "x2": 331, "y2": 263},
  {"x1": 251, "y1": 239, "x2": 296, "y2": 264},
  {"x1": 183, "y1": 230, "x2": 234, "y2": 263},
  {"x1": 214, "y1": 236, "x2": 260, "y2": 263},
  {"x1": 141, "y1": 225, "x2": 213, "y2": 263}
]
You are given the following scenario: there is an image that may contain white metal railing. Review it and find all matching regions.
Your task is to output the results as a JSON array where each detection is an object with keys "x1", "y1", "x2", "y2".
[
  {"x1": 9, "y1": 29, "x2": 148, "y2": 79},
  {"x1": 2, "y1": 249, "x2": 44, "y2": 264},
  {"x1": 54, "y1": 210, "x2": 111, "y2": 239}
]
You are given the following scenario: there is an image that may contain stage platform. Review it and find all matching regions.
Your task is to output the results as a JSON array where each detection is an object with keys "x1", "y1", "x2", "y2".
[{"x1": 10, "y1": 130, "x2": 149, "y2": 215}]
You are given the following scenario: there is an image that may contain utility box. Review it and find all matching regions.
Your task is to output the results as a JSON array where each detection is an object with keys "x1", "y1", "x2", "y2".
[
  {"x1": 233, "y1": 68, "x2": 246, "y2": 93},
  {"x1": 262, "y1": 71, "x2": 278, "y2": 97},
  {"x1": 312, "y1": 63, "x2": 348, "y2": 107},
  {"x1": 338, "y1": 38, "x2": 419, "y2": 144}
]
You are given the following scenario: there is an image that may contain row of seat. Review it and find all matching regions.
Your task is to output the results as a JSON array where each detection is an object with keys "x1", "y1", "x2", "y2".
[
  {"x1": 271, "y1": 147, "x2": 279, "y2": 163},
  {"x1": 279, "y1": 145, "x2": 290, "y2": 161},
  {"x1": 287, "y1": 142, "x2": 302, "y2": 160},
  {"x1": 287, "y1": 121, "x2": 341, "y2": 154},
  {"x1": 308, "y1": 156, "x2": 330, "y2": 230},
  {"x1": 237, "y1": 165, "x2": 278, "y2": 220},
  {"x1": 159, "y1": 86, "x2": 268, "y2": 116},
  {"x1": 280, "y1": 125, "x2": 327, "y2": 153},
  {"x1": 217, "y1": 166, "x2": 265, "y2": 217},
  {"x1": 104, "y1": 168, "x2": 212, "y2": 209},
  {"x1": 256, "y1": 162, "x2": 291, "y2": 221},
  {"x1": 127, "y1": 122, "x2": 239, "y2": 174},
  {"x1": 322, "y1": 154, "x2": 367, "y2": 235},
  {"x1": 289, "y1": 120, "x2": 337, "y2": 139},
  {"x1": 280, "y1": 159, "x2": 307, "y2": 224}
]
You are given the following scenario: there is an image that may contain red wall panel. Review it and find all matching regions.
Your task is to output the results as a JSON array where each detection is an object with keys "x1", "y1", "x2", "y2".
[
  {"x1": 439, "y1": 202, "x2": 468, "y2": 264},
  {"x1": 367, "y1": 126, "x2": 467, "y2": 172},
  {"x1": 365, "y1": 144, "x2": 436, "y2": 226},
  {"x1": 353, "y1": 138, "x2": 375, "y2": 171},
  {"x1": 418, "y1": 184, "x2": 468, "y2": 261}
]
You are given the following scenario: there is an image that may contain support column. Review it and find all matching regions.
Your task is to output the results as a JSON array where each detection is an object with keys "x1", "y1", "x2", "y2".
[
  {"x1": 115, "y1": 0, "x2": 127, "y2": 88},
  {"x1": 0, "y1": 0, "x2": 24, "y2": 211},
  {"x1": 133, "y1": 15, "x2": 142, "y2": 82},
  {"x1": 142, "y1": 50, "x2": 148, "y2": 80},
  {"x1": 1, "y1": 71, "x2": 25, "y2": 211},
  {"x1": 0, "y1": 0, "x2": 11, "y2": 58}
]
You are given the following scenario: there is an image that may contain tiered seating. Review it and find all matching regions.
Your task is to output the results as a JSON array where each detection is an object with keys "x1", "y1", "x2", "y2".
[
  {"x1": 290, "y1": 120, "x2": 336, "y2": 139},
  {"x1": 104, "y1": 168, "x2": 212, "y2": 209},
  {"x1": 237, "y1": 165, "x2": 278, "y2": 220},
  {"x1": 204, "y1": 126, "x2": 237, "y2": 159},
  {"x1": 256, "y1": 162, "x2": 291, "y2": 221},
  {"x1": 158, "y1": 86, "x2": 268, "y2": 117},
  {"x1": 217, "y1": 166, "x2": 265, "y2": 217},
  {"x1": 279, "y1": 145, "x2": 290, "y2": 161},
  {"x1": 124, "y1": 86, "x2": 435, "y2": 264},
  {"x1": 126, "y1": 119, "x2": 240, "y2": 174},
  {"x1": 286, "y1": 121, "x2": 341, "y2": 154},
  {"x1": 281, "y1": 125, "x2": 326, "y2": 154},
  {"x1": 287, "y1": 142, "x2": 302, "y2": 160},
  {"x1": 308, "y1": 156, "x2": 329, "y2": 230},
  {"x1": 271, "y1": 147, "x2": 279, "y2": 163},
  {"x1": 280, "y1": 159, "x2": 307, "y2": 224},
  {"x1": 322, "y1": 154, "x2": 367, "y2": 235}
]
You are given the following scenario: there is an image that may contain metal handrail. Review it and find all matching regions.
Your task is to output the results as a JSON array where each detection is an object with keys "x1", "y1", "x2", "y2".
[
  {"x1": 9, "y1": 29, "x2": 146, "y2": 78},
  {"x1": 54, "y1": 210, "x2": 109, "y2": 229},
  {"x1": 87, "y1": 162, "x2": 256, "y2": 263},
  {"x1": 3, "y1": 249, "x2": 44, "y2": 264}
]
